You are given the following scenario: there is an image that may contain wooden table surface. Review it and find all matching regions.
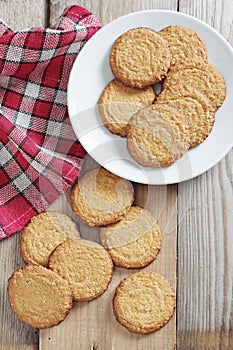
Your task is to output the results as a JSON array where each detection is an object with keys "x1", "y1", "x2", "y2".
[{"x1": 0, "y1": 1, "x2": 232, "y2": 349}]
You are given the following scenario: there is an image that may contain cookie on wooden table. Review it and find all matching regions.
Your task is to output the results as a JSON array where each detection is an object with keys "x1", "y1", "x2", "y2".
[
  {"x1": 71, "y1": 167, "x2": 134, "y2": 226},
  {"x1": 8, "y1": 265, "x2": 73, "y2": 329},
  {"x1": 98, "y1": 78, "x2": 155, "y2": 137},
  {"x1": 113, "y1": 271, "x2": 175, "y2": 334},
  {"x1": 156, "y1": 84, "x2": 215, "y2": 147},
  {"x1": 127, "y1": 103, "x2": 190, "y2": 167},
  {"x1": 20, "y1": 211, "x2": 80, "y2": 267},
  {"x1": 110, "y1": 27, "x2": 171, "y2": 88},
  {"x1": 162, "y1": 61, "x2": 226, "y2": 110},
  {"x1": 99, "y1": 206, "x2": 162, "y2": 269},
  {"x1": 160, "y1": 25, "x2": 207, "y2": 65},
  {"x1": 48, "y1": 239, "x2": 113, "y2": 301}
]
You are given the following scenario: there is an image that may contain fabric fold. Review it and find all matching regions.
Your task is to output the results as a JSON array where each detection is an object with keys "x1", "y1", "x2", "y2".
[{"x1": 0, "y1": 5, "x2": 101, "y2": 238}]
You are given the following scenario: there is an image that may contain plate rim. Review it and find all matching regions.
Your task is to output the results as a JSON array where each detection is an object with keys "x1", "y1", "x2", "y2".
[{"x1": 68, "y1": 9, "x2": 233, "y2": 185}]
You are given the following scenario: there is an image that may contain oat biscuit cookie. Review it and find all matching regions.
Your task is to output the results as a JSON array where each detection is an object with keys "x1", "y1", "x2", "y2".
[
  {"x1": 110, "y1": 27, "x2": 171, "y2": 88},
  {"x1": 71, "y1": 168, "x2": 134, "y2": 226},
  {"x1": 157, "y1": 84, "x2": 215, "y2": 147},
  {"x1": 48, "y1": 239, "x2": 113, "y2": 301},
  {"x1": 98, "y1": 78, "x2": 155, "y2": 137},
  {"x1": 163, "y1": 61, "x2": 226, "y2": 110},
  {"x1": 99, "y1": 206, "x2": 162, "y2": 268},
  {"x1": 113, "y1": 271, "x2": 175, "y2": 334},
  {"x1": 160, "y1": 25, "x2": 207, "y2": 65},
  {"x1": 127, "y1": 103, "x2": 190, "y2": 167},
  {"x1": 8, "y1": 265, "x2": 73, "y2": 329},
  {"x1": 20, "y1": 212, "x2": 80, "y2": 267}
]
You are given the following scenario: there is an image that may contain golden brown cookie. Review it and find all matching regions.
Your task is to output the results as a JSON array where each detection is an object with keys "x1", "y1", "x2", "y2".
[
  {"x1": 113, "y1": 271, "x2": 175, "y2": 334},
  {"x1": 110, "y1": 27, "x2": 171, "y2": 88},
  {"x1": 99, "y1": 206, "x2": 162, "y2": 268},
  {"x1": 71, "y1": 167, "x2": 134, "y2": 226},
  {"x1": 8, "y1": 265, "x2": 73, "y2": 329},
  {"x1": 98, "y1": 78, "x2": 155, "y2": 137},
  {"x1": 162, "y1": 61, "x2": 226, "y2": 110},
  {"x1": 20, "y1": 211, "x2": 80, "y2": 267},
  {"x1": 127, "y1": 103, "x2": 190, "y2": 167},
  {"x1": 160, "y1": 25, "x2": 207, "y2": 65},
  {"x1": 156, "y1": 84, "x2": 215, "y2": 147},
  {"x1": 48, "y1": 239, "x2": 113, "y2": 301}
]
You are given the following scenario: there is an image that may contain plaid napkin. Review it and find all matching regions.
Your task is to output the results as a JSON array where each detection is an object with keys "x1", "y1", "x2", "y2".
[{"x1": 0, "y1": 5, "x2": 101, "y2": 239}]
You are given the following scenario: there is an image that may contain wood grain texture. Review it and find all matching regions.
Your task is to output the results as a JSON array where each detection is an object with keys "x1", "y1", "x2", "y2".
[
  {"x1": 0, "y1": 2, "x2": 46, "y2": 349},
  {"x1": 50, "y1": 0, "x2": 178, "y2": 26},
  {"x1": 177, "y1": 1, "x2": 233, "y2": 349},
  {"x1": 177, "y1": 156, "x2": 233, "y2": 350},
  {"x1": 40, "y1": 153, "x2": 177, "y2": 350},
  {"x1": 0, "y1": 0, "x2": 47, "y2": 29}
]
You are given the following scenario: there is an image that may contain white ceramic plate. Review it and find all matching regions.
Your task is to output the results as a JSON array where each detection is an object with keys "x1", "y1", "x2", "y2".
[{"x1": 68, "y1": 10, "x2": 233, "y2": 185}]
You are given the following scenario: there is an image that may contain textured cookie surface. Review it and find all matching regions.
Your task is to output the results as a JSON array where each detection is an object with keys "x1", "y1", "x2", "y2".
[
  {"x1": 48, "y1": 239, "x2": 113, "y2": 301},
  {"x1": 8, "y1": 265, "x2": 72, "y2": 329},
  {"x1": 71, "y1": 167, "x2": 134, "y2": 226},
  {"x1": 160, "y1": 25, "x2": 207, "y2": 65},
  {"x1": 98, "y1": 79, "x2": 155, "y2": 137},
  {"x1": 157, "y1": 84, "x2": 215, "y2": 147},
  {"x1": 113, "y1": 271, "x2": 175, "y2": 334},
  {"x1": 127, "y1": 103, "x2": 190, "y2": 167},
  {"x1": 99, "y1": 206, "x2": 162, "y2": 268},
  {"x1": 163, "y1": 61, "x2": 226, "y2": 109},
  {"x1": 20, "y1": 211, "x2": 80, "y2": 267},
  {"x1": 110, "y1": 27, "x2": 171, "y2": 88}
]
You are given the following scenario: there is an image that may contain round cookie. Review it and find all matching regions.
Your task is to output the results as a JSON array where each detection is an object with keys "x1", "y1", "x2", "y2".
[
  {"x1": 99, "y1": 206, "x2": 162, "y2": 268},
  {"x1": 71, "y1": 167, "x2": 134, "y2": 226},
  {"x1": 20, "y1": 211, "x2": 81, "y2": 267},
  {"x1": 110, "y1": 27, "x2": 171, "y2": 88},
  {"x1": 113, "y1": 271, "x2": 175, "y2": 334},
  {"x1": 160, "y1": 25, "x2": 207, "y2": 65},
  {"x1": 98, "y1": 78, "x2": 155, "y2": 137},
  {"x1": 48, "y1": 239, "x2": 113, "y2": 301},
  {"x1": 127, "y1": 103, "x2": 190, "y2": 167},
  {"x1": 8, "y1": 265, "x2": 73, "y2": 329},
  {"x1": 156, "y1": 84, "x2": 215, "y2": 147},
  {"x1": 162, "y1": 61, "x2": 226, "y2": 110}
]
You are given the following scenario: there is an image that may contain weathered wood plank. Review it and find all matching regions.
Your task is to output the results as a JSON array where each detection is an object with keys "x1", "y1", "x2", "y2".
[
  {"x1": 49, "y1": 0, "x2": 178, "y2": 26},
  {"x1": 0, "y1": 0, "x2": 47, "y2": 29},
  {"x1": 177, "y1": 1, "x2": 233, "y2": 349},
  {"x1": 0, "y1": 1, "x2": 46, "y2": 349}
]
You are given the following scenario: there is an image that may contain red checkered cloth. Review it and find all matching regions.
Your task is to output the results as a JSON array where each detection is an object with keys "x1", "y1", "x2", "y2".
[{"x1": 0, "y1": 5, "x2": 101, "y2": 239}]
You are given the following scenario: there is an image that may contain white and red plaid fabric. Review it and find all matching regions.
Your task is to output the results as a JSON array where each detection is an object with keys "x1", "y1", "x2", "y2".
[{"x1": 0, "y1": 5, "x2": 101, "y2": 239}]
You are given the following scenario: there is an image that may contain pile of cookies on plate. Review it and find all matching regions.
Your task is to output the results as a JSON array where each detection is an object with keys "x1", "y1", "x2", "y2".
[
  {"x1": 98, "y1": 26, "x2": 226, "y2": 167},
  {"x1": 8, "y1": 168, "x2": 175, "y2": 334}
]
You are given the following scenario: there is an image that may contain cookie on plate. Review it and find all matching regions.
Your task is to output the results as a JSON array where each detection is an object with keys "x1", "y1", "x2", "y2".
[
  {"x1": 98, "y1": 78, "x2": 155, "y2": 137},
  {"x1": 156, "y1": 84, "x2": 215, "y2": 147},
  {"x1": 160, "y1": 25, "x2": 207, "y2": 65},
  {"x1": 113, "y1": 271, "x2": 175, "y2": 334},
  {"x1": 99, "y1": 206, "x2": 162, "y2": 268},
  {"x1": 127, "y1": 103, "x2": 190, "y2": 167},
  {"x1": 110, "y1": 27, "x2": 171, "y2": 88},
  {"x1": 8, "y1": 265, "x2": 73, "y2": 329},
  {"x1": 48, "y1": 239, "x2": 113, "y2": 301},
  {"x1": 162, "y1": 61, "x2": 226, "y2": 110},
  {"x1": 20, "y1": 211, "x2": 80, "y2": 267},
  {"x1": 71, "y1": 167, "x2": 134, "y2": 226}
]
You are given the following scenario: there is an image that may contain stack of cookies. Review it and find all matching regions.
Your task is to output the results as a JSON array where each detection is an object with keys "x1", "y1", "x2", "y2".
[
  {"x1": 98, "y1": 26, "x2": 226, "y2": 167},
  {"x1": 8, "y1": 167, "x2": 175, "y2": 334}
]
